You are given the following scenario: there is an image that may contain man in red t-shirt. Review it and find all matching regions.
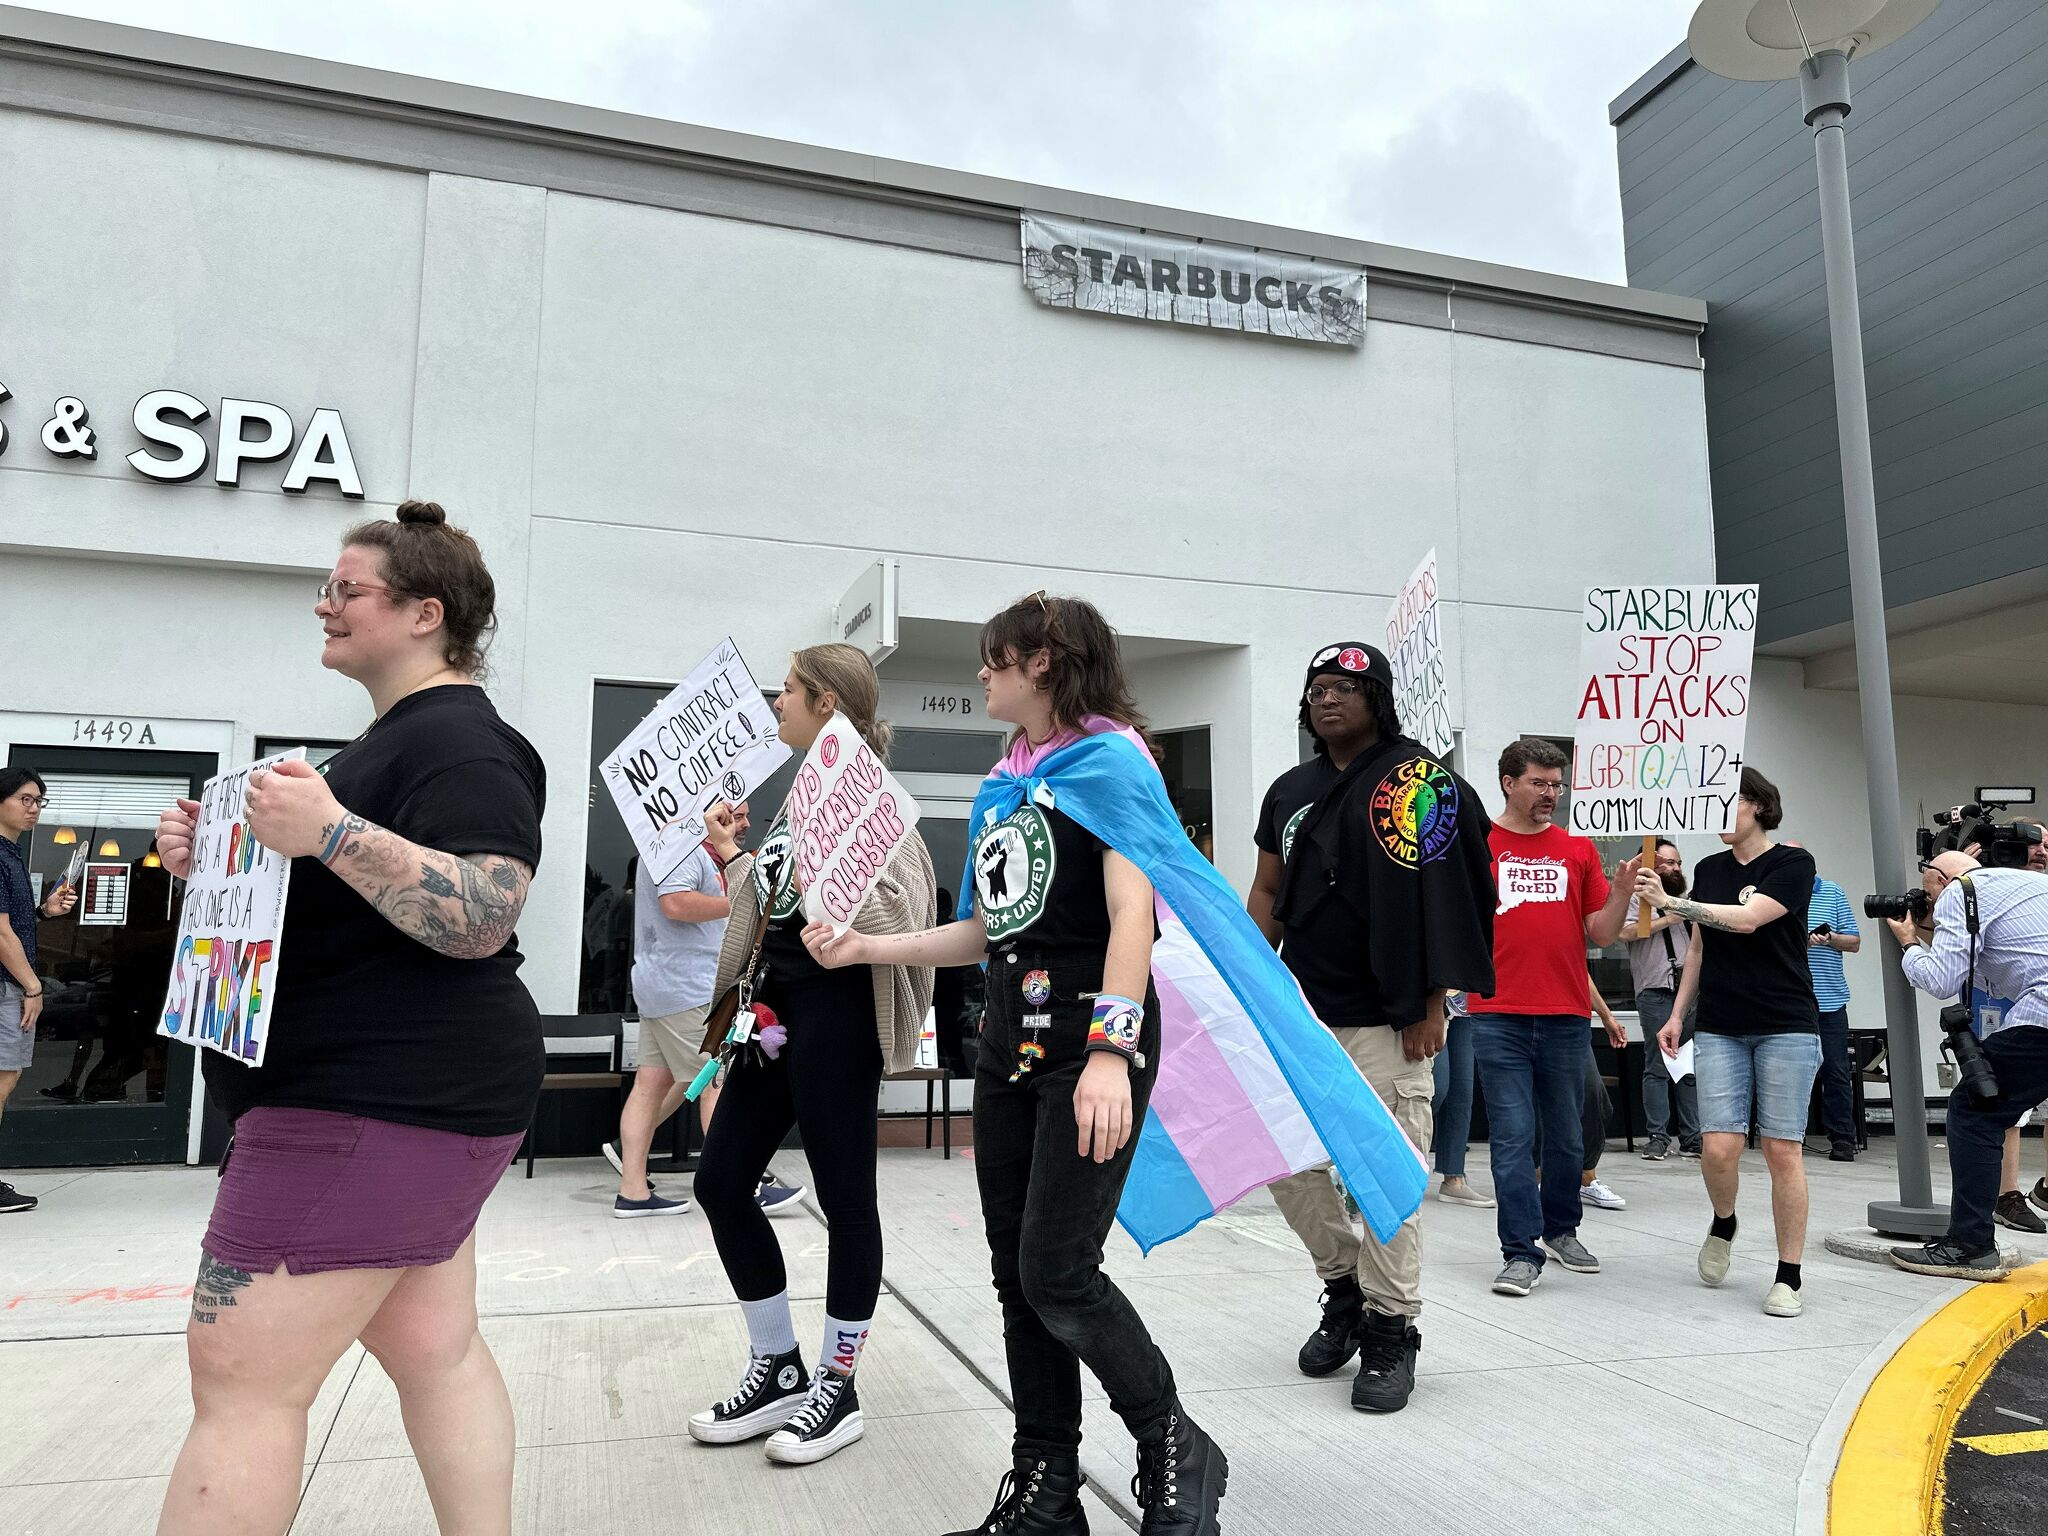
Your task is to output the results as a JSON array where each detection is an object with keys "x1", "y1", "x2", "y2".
[{"x1": 1468, "y1": 739, "x2": 1636, "y2": 1297}]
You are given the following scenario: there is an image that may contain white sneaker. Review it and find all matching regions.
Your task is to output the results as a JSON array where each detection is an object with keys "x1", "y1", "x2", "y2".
[
  {"x1": 1699, "y1": 1234, "x2": 1733, "y2": 1287},
  {"x1": 1763, "y1": 1282, "x2": 1802, "y2": 1317},
  {"x1": 1437, "y1": 1178, "x2": 1496, "y2": 1208},
  {"x1": 602, "y1": 1140, "x2": 624, "y2": 1175},
  {"x1": 1581, "y1": 1179, "x2": 1626, "y2": 1211}
]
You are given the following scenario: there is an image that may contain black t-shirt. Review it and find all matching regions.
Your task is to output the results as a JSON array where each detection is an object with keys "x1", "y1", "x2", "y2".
[
  {"x1": 204, "y1": 685, "x2": 548, "y2": 1136},
  {"x1": 1691, "y1": 843, "x2": 1819, "y2": 1037},
  {"x1": 1255, "y1": 754, "x2": 1342, "y2": 864},
  {"x1": 972, "y1": 800, "x2": 1111, "y2": 952},
  {"x1": 1261, "y1": 755, "x2": 1379, "y2": 1028}
]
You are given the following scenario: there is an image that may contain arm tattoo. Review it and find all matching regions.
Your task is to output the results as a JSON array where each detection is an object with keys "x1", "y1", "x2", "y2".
[
  {"x1": 322, "y1": 813, "x2": 533, "y2": 959},
  {"x1": 1663, "y1": 895, "x2": 1737, "y2": 932},
  {"x1": 190, "y1": 1250, "x2": 253, "y2": 1325}
]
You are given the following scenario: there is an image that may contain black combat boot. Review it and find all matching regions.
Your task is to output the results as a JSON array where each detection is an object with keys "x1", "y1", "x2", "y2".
[
  {"x1": 943, "y1": 1452, "x2": 1089, "y2": 1534},
  {"x1": 1132, "y1": 1407, "x2": 1227, "y2": 1535},
  {"x1": 1350, "y1": 1306, "x2": 1420, "y2": 1413},
  {"x1": 1296, "y1": 1274, "x2": 1363, "y2": 1377}
]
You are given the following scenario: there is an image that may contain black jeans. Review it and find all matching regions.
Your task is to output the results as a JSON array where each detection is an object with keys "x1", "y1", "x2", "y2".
[
  {"x1": 976, "y1": 943, "x2": 1175, "y2": 1457},
  {"x1": 1815, "y1": 1007, "x2": 1857, "y2": 1145},
  {"x1": 694, "y1": 966, "x2": 883, "y2": 1317},
  {"x1": 1944, "y1": 1025, "x2": 2048, "y2": 1253}
]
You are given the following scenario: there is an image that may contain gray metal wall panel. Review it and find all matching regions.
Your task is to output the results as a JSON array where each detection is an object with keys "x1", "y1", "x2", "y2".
[{"x1": 1614, "y1": 0, "x2": 2048, "y2": 642}]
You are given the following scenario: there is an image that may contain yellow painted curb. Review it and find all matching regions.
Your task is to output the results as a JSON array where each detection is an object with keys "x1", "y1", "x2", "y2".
[{"x1": 1830, "y1": 1259, "x2": 2048, "y2": 1536}]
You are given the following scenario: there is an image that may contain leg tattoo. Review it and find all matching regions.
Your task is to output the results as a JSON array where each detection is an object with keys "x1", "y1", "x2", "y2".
[{"x1": 191, "y1": 1250, "x2": 255, "y2": 1325}]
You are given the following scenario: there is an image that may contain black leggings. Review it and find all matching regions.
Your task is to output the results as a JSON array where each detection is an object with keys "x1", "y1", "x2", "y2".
[{"x1": 693, "y1": 969, "x2": 883, "y2": 1318}]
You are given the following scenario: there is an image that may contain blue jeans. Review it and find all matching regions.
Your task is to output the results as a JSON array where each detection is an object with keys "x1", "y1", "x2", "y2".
[
  {"x1": 1431, "y1": 1015, "x2": 1476, "y2": 1177},
  {"x1": 1634, "y1": 988, "x2": 1700, "y2": 1148},
  {"x1": 1470, "y1": 1013, "x2": 1586, "y2": 1266},
  {"x1": 1695, "y1": 1031, "x2": 1822, "y2": 1141},
  {"x1": 1815, "y1": 1007, "x2": 1856, "y2": 1145}
]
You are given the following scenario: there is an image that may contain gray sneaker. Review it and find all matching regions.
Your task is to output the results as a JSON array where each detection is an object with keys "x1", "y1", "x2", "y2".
[
  {"x1": 1540, "y1": 1233, "x2": 1600, "y2": 1274},
  {"x1": 1491, "y1": 1259, "x2": 1542, "y2": 1297}
]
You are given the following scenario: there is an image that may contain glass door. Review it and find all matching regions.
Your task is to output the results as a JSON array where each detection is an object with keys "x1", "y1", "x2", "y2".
[{"x1": 2, "y1": 745, "x2": 218, "y2": 1166}]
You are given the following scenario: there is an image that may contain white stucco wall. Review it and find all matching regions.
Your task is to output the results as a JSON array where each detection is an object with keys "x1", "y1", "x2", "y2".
[{"x1": 3, "y1": 110, "x2": 1720, "y2": 1025}]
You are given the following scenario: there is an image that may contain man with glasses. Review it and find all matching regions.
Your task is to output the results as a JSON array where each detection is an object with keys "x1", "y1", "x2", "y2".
[
  {"x1": 1252, "y1": 642, "x2": 1496, "y2": 1413},
  {"x1": 1468, "y1": 738, "x2": 1637, "y2": 1298},
  {"x1": 1885, "y1": 840, "x2": 2048, "y2": 1280},
  {"x1": 1, "y1": 768, "x2": 79, "y2": 1214}
]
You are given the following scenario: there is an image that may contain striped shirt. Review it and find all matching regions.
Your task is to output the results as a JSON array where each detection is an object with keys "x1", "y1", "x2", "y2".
[
  {"x1": 1901, "y1": 869, "x2": 2048, "y2": 1034},
  {"x1": 1806, "y1": 879, "x2": 1858, "y2": 1013}
]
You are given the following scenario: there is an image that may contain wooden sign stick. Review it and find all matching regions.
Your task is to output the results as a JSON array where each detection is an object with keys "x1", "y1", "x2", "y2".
[{"x1": 1636, "y1": 833, "x2": 1656, "y2": 938}]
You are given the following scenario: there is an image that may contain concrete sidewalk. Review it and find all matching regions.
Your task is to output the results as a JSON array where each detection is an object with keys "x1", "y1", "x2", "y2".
[{"x1": 3, "y1": 1139, "x2": 2043, "y2": 1534}]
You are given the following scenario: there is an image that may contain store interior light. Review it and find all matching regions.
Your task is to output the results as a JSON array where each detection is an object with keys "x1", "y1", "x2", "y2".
[
  {"x1": 52, "y1": 827, "x2": 77, "y2": 845},
  {"x1": 99, "y1": 838, "x2": 121, "y2": 857},
  {"x1": 142, "y1": 851, "x2": 162, "y2": 869}
]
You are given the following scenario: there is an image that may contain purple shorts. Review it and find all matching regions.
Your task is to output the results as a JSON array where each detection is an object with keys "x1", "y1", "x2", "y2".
[{"x1": 204, "y1": 1107, "x2": 523, "y2": 1275}]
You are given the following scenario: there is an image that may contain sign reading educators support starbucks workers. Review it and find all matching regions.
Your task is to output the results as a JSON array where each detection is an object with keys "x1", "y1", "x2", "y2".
[
  {"x1": 1384, "y1": 548, "x2": 1456, "y2": 760},
  {"x1": 1021, "y1": 213, "x2": 1365, "y2": 347},
  {"x1": 1569, "y1": 585, "x2": 1758, "y2": 837},
  {"x1": 600, "y1": 639, "x2": 791, "y2": 886},
  {"x1": 789, "y1": 714, "x2": 923, "y2": 935},
  {"x1": 158, "y1": 749, "x2": 303, "y2": 1067}
]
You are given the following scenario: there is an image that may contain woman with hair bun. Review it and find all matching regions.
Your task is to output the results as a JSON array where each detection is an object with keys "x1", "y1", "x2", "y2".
[
  {"x1": 686, "y1": 642, "x2": 936, "y2": 1467},
  {"x1": 155, "y1": 500, "x2": 546, "y2": 1536}
]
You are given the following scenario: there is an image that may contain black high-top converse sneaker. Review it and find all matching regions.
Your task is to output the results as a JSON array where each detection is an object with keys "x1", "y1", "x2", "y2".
[
  {"x1": 943, "y1": 1453, "x2": 1090, "y2": 1535},
  {"x1": 1132, "y1": 1408, "x2": 1227, "y2": 1535},
  {"x1": 1297, "y1": 1274, "x2": 1363, "y2": 1377},
  {"x1": 764, "y1": 1366, "x2": 866, "y2": 1465},
  {"x1": 687, "y1": 1347, "x2": 808, "y2": 1444},
  {"x1": 1350, "y1": 1307, "x2": 1420, "y2": 1413}
]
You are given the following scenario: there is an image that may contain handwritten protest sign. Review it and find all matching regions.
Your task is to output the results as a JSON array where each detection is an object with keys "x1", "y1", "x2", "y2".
[
  {"x1": 1569, "y1": 584, "x2": 1758, "y2": 839},
  {"x1": 789, "y1": 713, "x2": 923, "y2": 934},
  {"x1": 600, "y1": 639, "x2": 791, "y2": 885},
  {"x1": 1384, "y1": 548, "x2": 1456, "y2": 760},
  {"x1": 159, "y1": 750, "x2": 302, "y2": 1067}
]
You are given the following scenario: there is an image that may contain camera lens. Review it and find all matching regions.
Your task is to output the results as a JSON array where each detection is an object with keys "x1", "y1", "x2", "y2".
[{"x1": 1863, "y1": 893, "x2": 1912, "y2": 920}]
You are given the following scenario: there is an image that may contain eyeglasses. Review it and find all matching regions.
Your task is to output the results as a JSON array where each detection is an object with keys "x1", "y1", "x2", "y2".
[
  {"x1": 316, "y1": 579, "x2": 414, "y2": 609},
  {"x1": 1305, "y1": 680, "x2": 1364, "y2": 703},
  {"x1": 1523, "y1": 780, "x2": 1566, "y2": 796},
  {"x1": 12, "y1": 794, "x2": 47, "y2": 810}
]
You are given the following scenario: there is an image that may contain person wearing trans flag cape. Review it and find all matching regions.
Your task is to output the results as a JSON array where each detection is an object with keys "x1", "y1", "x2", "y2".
[{"x1": 807, "y1": 594, "x2": 1435, "y2": 1536}]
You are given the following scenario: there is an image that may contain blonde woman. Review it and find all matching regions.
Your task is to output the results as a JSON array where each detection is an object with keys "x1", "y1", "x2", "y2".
[{"x1": 686, "y1": 643, "x2": 936, "y2": 1465}]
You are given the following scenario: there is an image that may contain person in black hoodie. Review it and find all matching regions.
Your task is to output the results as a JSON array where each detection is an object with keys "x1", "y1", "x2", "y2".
[{"x1": 1249, "y1": 642, "x2": 1496, "y2": 1413}]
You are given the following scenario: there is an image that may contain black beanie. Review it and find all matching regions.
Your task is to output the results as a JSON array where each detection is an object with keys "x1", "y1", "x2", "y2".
[{"x1": 1304, "y1": 642, "x2": 1390, "y2": 693}]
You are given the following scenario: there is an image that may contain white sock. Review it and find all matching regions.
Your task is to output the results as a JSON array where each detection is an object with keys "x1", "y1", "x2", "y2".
[
  {"x1": 741, "y1": 1292, "x2": 797, "y2": 1358},
  {"x1": 820, "y1": 1314, "x2": 872, "y2": 1379}
]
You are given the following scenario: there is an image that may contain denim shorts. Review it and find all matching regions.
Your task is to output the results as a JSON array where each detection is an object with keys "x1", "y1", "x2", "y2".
[{"x1": 1695, "y1": 1031, "x2": 1821, "y2": 1141}]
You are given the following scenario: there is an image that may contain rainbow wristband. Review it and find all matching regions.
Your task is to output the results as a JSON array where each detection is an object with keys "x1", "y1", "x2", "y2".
[{"x1": 1086, "y1": 994, "x2": 1144, "y2": 1061}]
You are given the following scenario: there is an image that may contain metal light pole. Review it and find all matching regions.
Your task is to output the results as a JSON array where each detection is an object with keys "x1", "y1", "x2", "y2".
[{"x1": 1688, "y1": 0, "x2": 1945, "y2": 1235}]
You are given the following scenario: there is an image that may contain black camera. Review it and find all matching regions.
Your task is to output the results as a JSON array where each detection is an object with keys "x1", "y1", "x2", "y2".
[
  {"x1": 1939, "y1": 1002, "x2": 2002, "y2": 1101},
  {"x1": 1862, "y1": 888, "x2": 1931, "y2": 923}
]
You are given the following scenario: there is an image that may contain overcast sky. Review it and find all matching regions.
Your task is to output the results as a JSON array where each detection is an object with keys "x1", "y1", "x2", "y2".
[{"x1": 39, "y1": 0, "x2": 1703, "y2": 285}]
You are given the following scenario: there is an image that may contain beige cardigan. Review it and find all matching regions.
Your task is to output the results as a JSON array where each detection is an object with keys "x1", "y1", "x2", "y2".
[{"x1": 713, "y1": 837, "x2": 939, "y2": 1074}]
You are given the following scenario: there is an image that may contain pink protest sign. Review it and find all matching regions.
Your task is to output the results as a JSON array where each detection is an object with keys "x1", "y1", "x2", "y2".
[{"x1": 788, "y1": 714, "x2": 923, "y2": 933}]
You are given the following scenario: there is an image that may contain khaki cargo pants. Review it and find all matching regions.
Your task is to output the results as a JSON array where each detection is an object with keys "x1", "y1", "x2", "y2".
[{"x1": 1267, "y1": 1023, "x2": 1432, "y2": 1318}]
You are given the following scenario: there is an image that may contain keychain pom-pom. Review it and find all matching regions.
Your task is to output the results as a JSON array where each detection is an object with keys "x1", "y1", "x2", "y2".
[
  {"x1": 752, "y1": 1003, "x2": 780, "y2": 1030},
  {"x1": 758, "y1": 1023, "x2": 788, "y2": 1059}
]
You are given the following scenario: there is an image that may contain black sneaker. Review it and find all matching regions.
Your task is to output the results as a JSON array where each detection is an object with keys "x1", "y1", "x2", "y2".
[
  {"x1": 1296, "y1": 1275, "x2": 1362, "y2": 1377},
  {"x1": 1995, "y1": 1190, "x2": 2047, "y2": 1235},
  {"x1": 0, "y1": 1183, "x2": 37, "y2": 1215},
  {"x1": 764, "y1": 1366, "x2": 865, "y2": 1465},
  {"x1": 2030, "y1": 1177, "x2": 2048, "y2": 1215},
  {"x1": 1641, "y1": 1137, "x2": 1669, "y2": 1161},
  {"x1": 1888, "y1": 1241, "x2": 2016, "y2": 1282},
  {"x1": 687, "y1": 1347, "x2": 808, "y2": 1444},
  {"x1": 1829, "y1": 1141, "x2": 1856, "y2": 1163},
  {"x1": 1132, "y1": 1407, "x2": 1227, "y2": 1534},
  {"x1": 943, "y1": 1453, "x2": 1090, "y2": 1535},
  {"x1": 1350, "y1": 1308, "x2": 1419, "y2": 1413}
]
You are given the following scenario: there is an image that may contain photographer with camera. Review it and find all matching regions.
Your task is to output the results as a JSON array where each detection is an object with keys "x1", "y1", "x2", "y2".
[{"x1": 1881, "y1": 826, "x2": 2048, "y2": 1282}]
